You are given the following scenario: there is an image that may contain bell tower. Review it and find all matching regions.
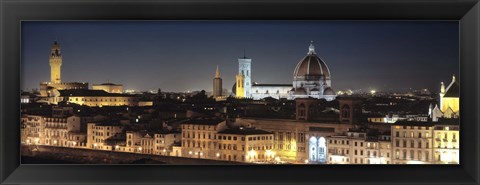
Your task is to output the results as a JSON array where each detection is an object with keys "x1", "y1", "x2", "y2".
[
  {"x1": 238, "y1": 51, "x2": 251, "y2": 97},
  {"x1": 49, "y1": 41, "x2": 62, "y2": 84}
]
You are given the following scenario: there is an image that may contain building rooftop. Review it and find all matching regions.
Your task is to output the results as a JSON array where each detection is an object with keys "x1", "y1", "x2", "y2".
[
  {"x1": 436, "y1": 118, "x2": 460, "y2": 125},
  {"x1": 392, "y1": 120, "x2": 435, "y2": 127},
  {"x1": 444, "y1": 81, "x2": 459, "y2": 98},
  {"x1": 218, "y1": 127, "x2": 272, "y2": 135},
  {"x1": 59, "y1": 89, "x2": 135, "y2": 97},
  {"x1": 93, "y1": 83, "x2": 122, "y2": 86},
  {"x1": 182, "y1": 117, "x2": 224, "y2": 125}
]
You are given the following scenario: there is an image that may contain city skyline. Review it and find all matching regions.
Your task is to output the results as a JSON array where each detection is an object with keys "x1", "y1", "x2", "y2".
[{"x1": 21, "y1": 21, "x2": 459, "y2": 93}]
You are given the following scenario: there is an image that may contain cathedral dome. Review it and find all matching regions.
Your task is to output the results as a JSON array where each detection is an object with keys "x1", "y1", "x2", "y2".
[
  {"x1": 293, "y1": 42, "x2": 331, "y2": 81},
  {"x1": 323, "y1": 87, "x2": 335, "y2": 95}
]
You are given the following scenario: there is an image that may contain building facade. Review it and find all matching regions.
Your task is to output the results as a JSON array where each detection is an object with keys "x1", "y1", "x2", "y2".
[{"x1": 391, "y1": 121, "x2": 434, "y2": 164}]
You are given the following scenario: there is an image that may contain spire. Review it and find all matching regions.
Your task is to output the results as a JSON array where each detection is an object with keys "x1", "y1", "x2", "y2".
[
  {"x1": 215, "y1": 65, "x2": 221, "y2": 78},
  {"x1": 308, "y1": 40, "x2": 316, "y2": 54},
  {"x1": 440, "y1": 82, "x2": 445, "y2": 94},
  {"x1": 243, "y1": 49, "x2": 247, "y2": 59}
]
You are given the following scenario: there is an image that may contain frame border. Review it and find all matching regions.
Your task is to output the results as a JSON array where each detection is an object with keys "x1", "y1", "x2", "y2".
[{"x1": 1, "y1": 0, "x2": 479, "y2": 184}]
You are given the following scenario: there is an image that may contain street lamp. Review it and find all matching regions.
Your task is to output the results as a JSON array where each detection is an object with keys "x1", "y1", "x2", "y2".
[
  {"x1": 93, "y1": 143, "x2": 97, "y2": 149},
  {"x1": 115, "y1": 145, "x2": 119, "y2": 151}
]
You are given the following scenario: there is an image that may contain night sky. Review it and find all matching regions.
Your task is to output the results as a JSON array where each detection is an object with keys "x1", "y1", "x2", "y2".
[{"x1": 21, "y1": 21, "x2": 459, "y2": 93}]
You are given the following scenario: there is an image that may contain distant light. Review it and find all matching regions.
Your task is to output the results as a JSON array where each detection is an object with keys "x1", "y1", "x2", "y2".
[
  {"x1": 370, "y1": 90, "x2": 376, "y2": 95},
  {"x1": 305, "y1": 159, "x2": 309, "y2": 164}
]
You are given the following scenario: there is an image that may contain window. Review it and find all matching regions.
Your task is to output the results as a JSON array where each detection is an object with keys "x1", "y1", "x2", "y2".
[{"x1": 418, "y1": 133, "x2": 422, "y2": 138}]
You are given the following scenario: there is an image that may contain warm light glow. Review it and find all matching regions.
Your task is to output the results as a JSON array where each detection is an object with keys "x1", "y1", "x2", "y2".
[
  {"x1": 370, "y1": 90, "x2": 376, "y2": 94},
  {"x1": 305, "y1": 159, "x2": 309, "y2": 164},
  {"x1": 189, "y1": 151, "x2": 193, "y2": 155},
  {"x1": 216, "y1": 153, "x2": 220, "y2": 157},
  {"x1": 275, "y1": 157, "x2": 281, "y2": 162}
]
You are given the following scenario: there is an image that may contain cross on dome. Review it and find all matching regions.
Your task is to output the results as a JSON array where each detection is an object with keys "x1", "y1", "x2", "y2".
[{"x1": 308, "y1": 41, "x2": 316, "y2": 54}]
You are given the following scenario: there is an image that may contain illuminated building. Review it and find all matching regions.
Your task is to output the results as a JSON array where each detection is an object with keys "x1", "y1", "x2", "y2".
[
  {"x1": 326, "y1": 129, "x2": 392, "y2": 164},
  {"x1": 125, "y1": 130, "x2": 181, "y2": 155},
  {"x1": 213, "y1": 65, "x2": 223, "y2": 98},
  {"x1": 54, "y1": 89, "x2": 142, "y2": 107},
  {"x1": 433, "y1": 119, "x2": 459, "y2": 164},
  {"x1": 235, "y1": 73, "x2": 245, "y2": 97},
  {"x1": 439, "y1": 75, "x2": 459, "y2": 113},
  {"x1": 232, "y1": 42, "x2": 336, "y2": 101},
  {"x1": 92, "y1": 83, "x2": 124, "y2": 93},
  {"x1": 39, "y1": 42, "x2": 89, "y2": 97},
  {"x1": 49, "y1": 41, "x2": 62, "y2": 84},
  {"x1": 181, "y1": 118, "x2": 228, "y2": 159},
  {"x1": 216, "y1": 127, "x2": 274, "y2": 162},
  {"x1": 87, "y1": 122, "x2": 125, "y2": 150},
  {"x1": 291, "y1": 41, "x2": 335, "y2": 101},
  {"x1": 431, "y1": 75, "x2": 459, "y2": 121},
  {"x1": 391, "y1": 121, "x2": 434, "y2": 164},
  {"x1": 42, "y1": 115, "x2": 84, "y2": 147},
  {"x1": 238, "y1": 55, "x2": 252, "y2": 97},
  {"x1": 21, "y1": 115, "x2": 44, "y2": 145}
]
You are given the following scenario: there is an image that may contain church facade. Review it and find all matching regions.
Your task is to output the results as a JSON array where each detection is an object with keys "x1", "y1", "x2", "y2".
[{"x1": 232, "y1": 42, "x2": 336, "y2": 101}]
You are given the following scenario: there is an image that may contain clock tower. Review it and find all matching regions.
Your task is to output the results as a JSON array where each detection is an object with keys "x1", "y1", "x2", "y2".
[{"x1": 238, "y1": 53, "x2": 252, "y2": 97}]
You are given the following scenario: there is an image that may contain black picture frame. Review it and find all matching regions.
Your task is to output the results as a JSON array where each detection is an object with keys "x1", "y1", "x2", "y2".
[{"x1": 1, "y1": 0, "x2": 479, "y2": 184}]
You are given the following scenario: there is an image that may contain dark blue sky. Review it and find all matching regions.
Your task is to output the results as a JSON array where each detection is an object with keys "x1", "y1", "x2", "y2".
[{"x1": 21, "y1": 21, "x2": 459, "y2": 93}]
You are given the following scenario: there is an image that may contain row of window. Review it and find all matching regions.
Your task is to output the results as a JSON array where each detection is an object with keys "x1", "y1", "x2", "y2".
[
  {"x1": 395, "y1": 139, "x2": 430, "y2": 148},
  {"x1": 274, "y1": 132, "x2": 305, "y2": 143},
  {"x1": 395, "y1": 150, "x2": 430, "y2": 161},
  {"x1": 395, "y1": 131, "x2": 431, "y2": 138},
  {"x1": 70, "y1": 97, "x2": 135, "y2": 102},
  {"x1": 182, "y1": 124, "x2": 216, "y2": 131}
]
